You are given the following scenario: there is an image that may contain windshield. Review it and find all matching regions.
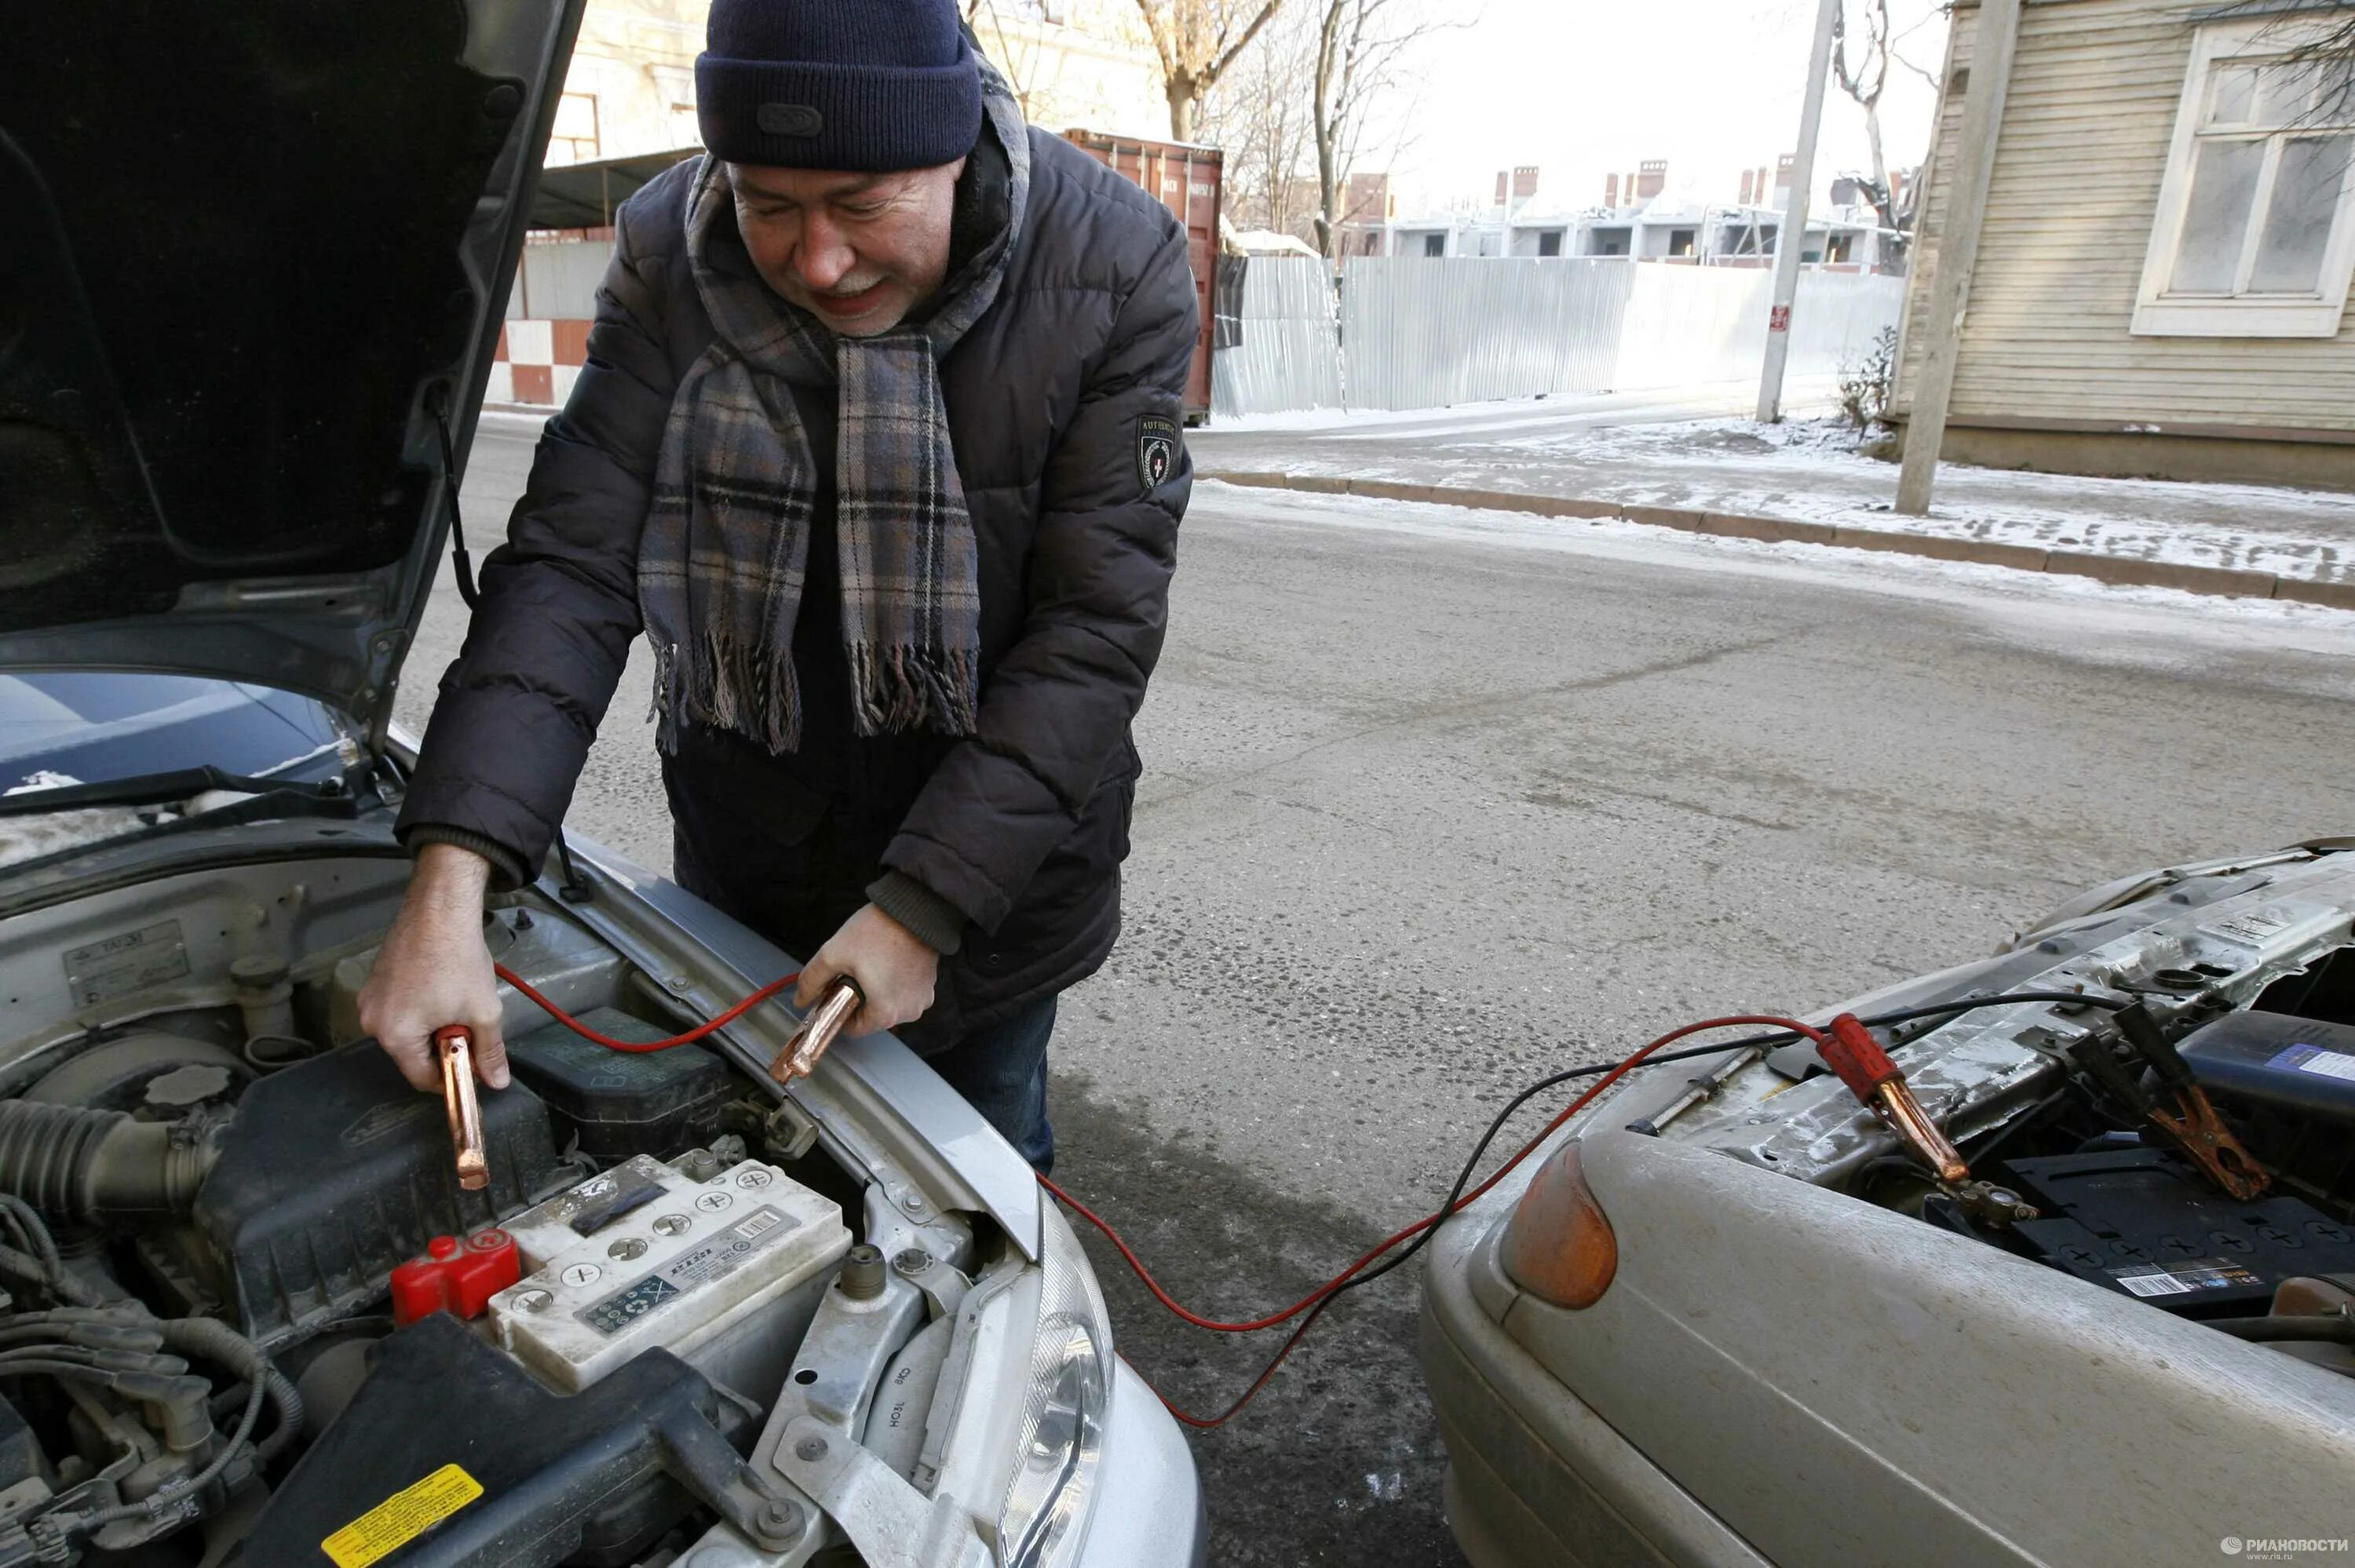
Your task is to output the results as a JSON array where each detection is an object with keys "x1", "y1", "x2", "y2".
[{"x1": 0, "y1": 673, "x2": 355, "y2": 797}]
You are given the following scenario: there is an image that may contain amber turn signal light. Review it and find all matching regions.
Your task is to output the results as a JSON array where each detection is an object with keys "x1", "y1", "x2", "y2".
[{"x1": 1499, "y1": 1141, "x2": 1618, "y2": 1309}]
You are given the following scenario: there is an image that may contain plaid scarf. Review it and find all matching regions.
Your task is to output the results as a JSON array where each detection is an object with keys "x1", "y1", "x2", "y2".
[{"x1": 639, "y1": 66, "x2": 1030, "y2": 754}]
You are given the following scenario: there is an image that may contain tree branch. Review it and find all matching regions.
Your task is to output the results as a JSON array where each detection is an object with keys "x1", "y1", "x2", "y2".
[{"x1": 1207, "y1": 0, "x2": 1292, "y2": 85}]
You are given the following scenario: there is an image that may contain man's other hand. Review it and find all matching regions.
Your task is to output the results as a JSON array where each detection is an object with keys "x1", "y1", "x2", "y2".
[
  {"x1": 358, "y1": 843, "x2": 511, "y2": 1092},
  {"x1": 798, "y1": 903, "x2": 940, "y2": 1037}
]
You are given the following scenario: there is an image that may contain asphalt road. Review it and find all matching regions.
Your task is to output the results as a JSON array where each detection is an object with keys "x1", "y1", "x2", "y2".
[{"x1": 405, "y1": 421, "x2": 2355, "y2": 1566}]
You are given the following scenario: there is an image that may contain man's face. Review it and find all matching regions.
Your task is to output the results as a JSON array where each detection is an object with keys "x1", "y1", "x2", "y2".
[{"x1": 728, "y1": 159, "x2": 966, "y2": 337}]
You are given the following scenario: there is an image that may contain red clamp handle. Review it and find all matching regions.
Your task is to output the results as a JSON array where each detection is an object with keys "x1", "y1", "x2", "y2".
[{"x1": 1819, "y1": 1013, "x2": 1899, "y2": 1103}]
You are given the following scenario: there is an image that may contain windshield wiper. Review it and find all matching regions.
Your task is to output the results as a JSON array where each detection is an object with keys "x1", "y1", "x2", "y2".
[{"x1": 0, "y1": 766, "x2": 351, "y2": 819}]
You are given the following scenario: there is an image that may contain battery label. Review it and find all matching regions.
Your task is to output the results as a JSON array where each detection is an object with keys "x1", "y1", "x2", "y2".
[
  {"x1": 575, "y1": 1205, "x2": 799, "y2": 1336},
  {"x1": 2267, "y1": 1044, "x2": 2355, "y2": 1083},
  {"x1": 2109, "y1": 1256, "x2": 2262, "y2": 1298}
]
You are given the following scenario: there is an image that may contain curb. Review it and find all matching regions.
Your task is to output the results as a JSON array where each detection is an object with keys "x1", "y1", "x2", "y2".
[{"x1": 1203, "y1": 471, "x2": 2342, "y2": 607}]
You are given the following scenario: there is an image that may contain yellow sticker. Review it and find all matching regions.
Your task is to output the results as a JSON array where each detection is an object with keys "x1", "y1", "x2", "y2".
[{"x1": 320, "y1": 1463, "x2": 484, "y2": 1568}]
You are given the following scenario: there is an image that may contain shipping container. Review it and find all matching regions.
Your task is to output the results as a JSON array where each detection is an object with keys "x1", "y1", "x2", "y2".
[{"x1": 1061, "y1": 129, "x2": 1222, "y2": 423}]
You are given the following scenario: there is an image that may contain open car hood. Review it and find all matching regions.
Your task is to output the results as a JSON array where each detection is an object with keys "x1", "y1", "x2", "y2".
[{"x1": 0, "y1": 1, "x2": 586, "y2": 747}]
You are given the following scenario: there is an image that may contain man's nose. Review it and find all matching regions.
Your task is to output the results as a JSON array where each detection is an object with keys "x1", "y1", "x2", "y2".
[{"x1": 796, "y1": 214, "x2": 858, "y2": 292}]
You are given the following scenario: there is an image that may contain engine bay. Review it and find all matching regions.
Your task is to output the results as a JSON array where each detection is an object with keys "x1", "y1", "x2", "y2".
[
  {"x1": 1648, "y1": 850, "x2": 2355, "y2": 1377},
  {"x1": 0, "y1": 847, "x2": 1022, "y2": 1566}
]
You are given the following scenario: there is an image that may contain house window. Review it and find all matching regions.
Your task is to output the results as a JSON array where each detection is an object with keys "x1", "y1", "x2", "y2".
[
  {"x1": 1422, "y1": 232, "x2": 1445, "y2": 257},
  {"x1": 550, "y1": 91, "x2": 601, "y2": 166},
  {"x1": 2134, "y1": 21, "x2": 2355, "y2": 337},
  {"x1": 1537, "y1": 230, "x2": 1562, "y2": 257},
  {"x1": 1670, "y1": 228, "x2": 1696, "y2": 256}
]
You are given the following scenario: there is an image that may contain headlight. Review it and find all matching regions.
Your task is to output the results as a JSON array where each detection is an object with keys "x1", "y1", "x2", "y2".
[{"x1": 995, "y1": 1204, "x2": 1112, "y2": 1568}]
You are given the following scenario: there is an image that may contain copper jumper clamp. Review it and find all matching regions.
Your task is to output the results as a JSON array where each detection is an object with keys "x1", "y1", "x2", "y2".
[
  {"x1": 434, "y1": 1024, "x2": 490, "y2": 1192},
  {"x1": 769, "y1": 976, "x2": 865, "y2": 1086},
  {"x1": 1819, "y1": 1013, "x2": 1970, "y2": 1187}
]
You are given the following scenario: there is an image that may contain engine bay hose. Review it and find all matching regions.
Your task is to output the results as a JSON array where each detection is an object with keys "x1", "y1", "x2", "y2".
[{"x1": 0, "y1": 1100, "x2": 217, "y2": 1220}]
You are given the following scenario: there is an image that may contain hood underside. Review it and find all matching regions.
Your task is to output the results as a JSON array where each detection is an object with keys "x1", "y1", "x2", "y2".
[{"x1": 0, "y1": 1, "x2": 585, "y2": 743}]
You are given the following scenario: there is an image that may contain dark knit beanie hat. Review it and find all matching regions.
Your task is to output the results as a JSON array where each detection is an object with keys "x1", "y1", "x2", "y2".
[{"x1": 696, "y1": 0, "x2": 984, "y2": 171}]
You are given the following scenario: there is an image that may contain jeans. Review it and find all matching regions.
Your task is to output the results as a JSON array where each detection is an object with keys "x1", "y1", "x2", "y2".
[{"x1": 927, "y1": 995, "x2": 1058, "y2": 1175}]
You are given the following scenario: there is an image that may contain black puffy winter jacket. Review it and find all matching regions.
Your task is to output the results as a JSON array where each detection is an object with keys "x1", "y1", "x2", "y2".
[{"x1": 396, "y1": 127, "x2": 1196, "y2": 1052}]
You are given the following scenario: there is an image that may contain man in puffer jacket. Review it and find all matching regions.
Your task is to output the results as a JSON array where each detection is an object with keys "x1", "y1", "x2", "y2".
[{"x1": 358, "y1": 0, "x2": 1197, "y2": 1172}]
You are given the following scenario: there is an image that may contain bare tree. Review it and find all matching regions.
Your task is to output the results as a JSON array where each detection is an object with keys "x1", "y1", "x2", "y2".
[
  {"x1": 2203, "y1": 0, "x2": 2355, "y2": 120},
  {"x1": 1196, "y1": 4, "x2": 1318, "y2": 232},
  {"x1": 1307, "y1": 0, "x2": 1445, "y2": 257},
  {"x1": 1831, "y1": 0, "x2": 1901, "y2": 236},
  {"x1": 966, "y1": 0, "x2": 1051, "y2": 121},
  {"x1": 2277, "y1": 16, "x2": 2355, "y2": 125},
  {"x1": 1133, "y1": 0, "x2": 1293, "y2": 140}
]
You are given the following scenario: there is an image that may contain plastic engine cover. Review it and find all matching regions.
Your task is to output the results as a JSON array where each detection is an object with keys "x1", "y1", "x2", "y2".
[
  {"x1": 504, "y1": 1008, "x2": 734, "y2": 1161},
  {"x1": 192, "y1": 1043, "x2": 566, "y2": 1342},
  {"x1": 228, "y1": 1312, "x2": 751, "y2": 1568}
]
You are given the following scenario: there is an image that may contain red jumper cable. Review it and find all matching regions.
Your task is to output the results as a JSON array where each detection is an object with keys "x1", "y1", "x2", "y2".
[{"x1": 484, "y1": 962, "x2": 1829, "y2": 1431}]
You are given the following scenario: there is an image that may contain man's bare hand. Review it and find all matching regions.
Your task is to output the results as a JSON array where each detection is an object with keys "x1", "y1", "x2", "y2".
[
  {"x1": 358, "y1": 844, "x2": 510, "y2": 1093},
  {"x1": 796, "y1": 903, "x2": 939, "y2": 1037}
]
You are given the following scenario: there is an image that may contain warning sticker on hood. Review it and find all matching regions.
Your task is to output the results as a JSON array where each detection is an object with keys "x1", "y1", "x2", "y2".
[
  {"x1": 322, "y1": 1463, "x2": 482, "y2": 1566},
  {"x1": 2108, "y1": 1256, "x2": 2262, "y2": 1299},
  {"x1": 2201, "y1": 907, "x2": 2296, "y2": 946},
  {"x1": 62, "y1": 921, "x2": 189, "y2": 1007}
]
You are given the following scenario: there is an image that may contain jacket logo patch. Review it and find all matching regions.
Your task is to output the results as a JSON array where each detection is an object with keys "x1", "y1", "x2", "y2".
[
  {"x1": 1137, "y1": 416, "x2": 1178, "y2": 494},
  {"x1": 757, "y1": 104, "x2": 824, "y2": 138}
]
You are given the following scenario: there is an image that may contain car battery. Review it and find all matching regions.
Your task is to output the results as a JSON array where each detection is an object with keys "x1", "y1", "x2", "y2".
[
  {"x1": 2000, "y1": 1147, "x2": 2355, "y2": 1316},
  {"x1": 489, "y1": 1154, "x2": 850, "y2": 1393}
]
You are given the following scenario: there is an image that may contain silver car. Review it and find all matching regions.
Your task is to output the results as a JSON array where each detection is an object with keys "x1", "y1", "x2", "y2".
[
  {"x1": 0, "y1": 5, "x2": 1203, "y2": 1564},
  {"x1": 1424, "y1": 843, "x2": 2355, "y2": 1568}
]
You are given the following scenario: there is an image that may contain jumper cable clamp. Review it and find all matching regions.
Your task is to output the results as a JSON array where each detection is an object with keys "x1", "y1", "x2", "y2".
[
  {"x1": 1819, "y1": 1013, "x2": 1970, "y2": 1186},
  {"x1": 435, "y1": 1024, "x2": 490, "y2": 1191},
  {"x1": 769, "y1": 976, "x2": 864, "y2": 1086}
]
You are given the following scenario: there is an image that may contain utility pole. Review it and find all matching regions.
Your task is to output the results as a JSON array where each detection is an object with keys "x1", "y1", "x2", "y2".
[
  {"x1": 1896, "y1": 0, "x2": 2023, "y2": 514},
  {"x1": 1756, "y1": 0, "x2": 1842, "y2": 424}
]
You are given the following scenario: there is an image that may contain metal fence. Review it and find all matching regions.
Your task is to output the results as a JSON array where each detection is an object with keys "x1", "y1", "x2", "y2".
[
  {"x1": 1340, "y1": 257, "x2": 1638, "y2": 411},
  {"x1": 1212, "y1": 256, "x2": 1906, "y2": 418},
  {"x1": 1210, "y1": 256, "x2": 1344, "y2": 418},
  {"x1": 507, "y1": 239, "x2": 611, "y2": 321}
]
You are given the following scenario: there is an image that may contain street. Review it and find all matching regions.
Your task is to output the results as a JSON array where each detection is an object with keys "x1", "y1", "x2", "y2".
[{"x1": 405, "y1": 419, "x2": 2355, "y2": 1567}]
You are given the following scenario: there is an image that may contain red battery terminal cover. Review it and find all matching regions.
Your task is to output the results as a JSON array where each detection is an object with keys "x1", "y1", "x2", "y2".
[{"x1": 389, "y1": 1228, "x2": 521, "y2": 1326}]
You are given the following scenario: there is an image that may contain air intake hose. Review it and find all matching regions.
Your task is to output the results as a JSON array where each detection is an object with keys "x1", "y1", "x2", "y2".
[{"x1": 0, "y1": 1101, "x2": 217, "y2": 1220}]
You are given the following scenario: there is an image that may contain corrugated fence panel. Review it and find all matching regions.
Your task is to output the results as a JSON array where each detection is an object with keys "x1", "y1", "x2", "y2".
[
  {"x1": 513, "y1": 240, "x2": 611, "y2": 323},
  {"x1": 1328, "y1": 259, "x2": 1903, "y2": 412},
  {"x1": 1786, "y1": 272, "x2": 1910, "y2": 381},
  {"x1": 1338, "y1": 258, "x2": 1635, "y2": 410},
  {"x1": 1609, "y1": 268, "x2": 1904, "y2": 389},
  {"x1": 487, "y1": 242, "x2": 1905, "y2": 418},
  {"x1": 1213, "y1": 257, "x2": 1343, "y2": 417}
]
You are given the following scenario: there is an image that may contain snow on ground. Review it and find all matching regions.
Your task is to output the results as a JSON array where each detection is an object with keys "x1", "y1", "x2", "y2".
[
  {"x1": 1221, "y1": 408, "x2": 2355, "y2": 585},
  {"x1": 1195, "y1": 479, "x2": 2355, "y2": 660},
  {"x1": 1207, "y1": 377, "x2": 1842, "y2": 437}
]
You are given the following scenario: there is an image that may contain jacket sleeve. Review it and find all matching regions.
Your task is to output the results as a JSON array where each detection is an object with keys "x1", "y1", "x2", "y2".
[
  {"x1": 395, "y1": 195, "x2": 681, "y2": 891},
  {"x1": 878, "y1": 219, "x2": 1196, "y2": 935}
]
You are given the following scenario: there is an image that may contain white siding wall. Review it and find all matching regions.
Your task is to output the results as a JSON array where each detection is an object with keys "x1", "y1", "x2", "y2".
[{"x1": 1897, "y1": 0, "x2": 2355, "y2": 433}]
